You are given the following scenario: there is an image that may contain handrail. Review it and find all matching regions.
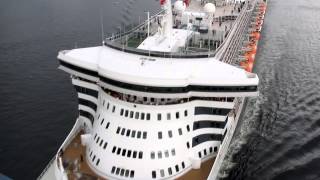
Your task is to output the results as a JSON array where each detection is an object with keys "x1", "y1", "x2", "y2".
[{"x1": 105, "y1": 10, "x2": 165, "y2": 41}]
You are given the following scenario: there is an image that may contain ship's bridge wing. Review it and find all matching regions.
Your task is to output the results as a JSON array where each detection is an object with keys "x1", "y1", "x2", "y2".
[{"x1": 58, "y1": 46, "x2": 259, "y2": 97}]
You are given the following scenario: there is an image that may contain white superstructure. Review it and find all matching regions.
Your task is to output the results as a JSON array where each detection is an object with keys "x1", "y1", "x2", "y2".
[{"x1": 38, "y1": 0, "x2": 268, "y2": 179}]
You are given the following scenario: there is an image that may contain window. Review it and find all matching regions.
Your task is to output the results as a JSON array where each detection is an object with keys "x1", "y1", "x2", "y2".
[
  {"x1": 100, "y1": 119, "x2": 104, "y2": 125},
  {"x1": 175, "y1": 165, "x2": 179, "y2": 172},
  {"x1": 143, "y1": 132, "x2": 147, "y2": 139},
  {"x1": 103, "y1": 142, "x2": 108, "y2": 149},
  {"x1": 103, "y1": 100, "x2": 105, "y2": 106},
  {"x1": 198, "y1": 152, "x2": 202, "y2": 158},
  {"x1": 182, "y1": 162, "x2": 185, "y2": 168},
  {"x1": 116, "y1": 127, "x2": 121, "y2": 134},
  {"x1": 117, "y1": 148, "x2": 121, "y2": 155},
  {"x1": 137, "y1": 131, "x2": 142, "y2": 139},
  {"x1": 120, "y1": 109, "x2": 124, "y2": 116},
  {"x1": 168, "y1": 130, "x2": 173, "y2": 138},
  {"x1": 92, "y1": 155, "x2": 96, "y2": 162},
  {"x1": 176, "y1": 112, "x2": 179, "y2": 119},
  {"x1": 158, "y1": 151, "x2": 162, "y2": 159},
  {"x1": 135, "y1": 112, "x2": 139, "y2": 119},
  {"x1": 112, "y1": 106, "x2": 115, "y2": 113},
  {"x1": 127, "y1": 150, "x2": 132, "y2": 157},
  {"x1": 186, "y1": 125, "x2": 190, "y2": 132},
  {"x1": 116, "y1": 168, "x2": 120, "y2": 175},
  {"x1": 125, "y1": 110, "x2": 129, "y2": 117},
  {"x1": 130, "y1": 171, "x2": 134, "y2": 178},
  {"x1": 96, "y1": 137, "x2": 100, "y2": 143},
  {"x1": 126, "y1": 130, "x2": 131, "y2": 137},
  {"x1": 139, "y1": 151, "x2": 143, "y2": 159},
  {"x1": 130, "y1": 111, "x2": 134, "y2": 118},
  {"x1": 120, "y1": 169, "x2": 125, "y2": 176},
  {"x1": 164, "y1": 150, "x2": 169, "y2": 158},
  {"x1": 99, "y1": 140, "x2": 103, "y2": 146},
  {"x1": 209, "y1": 147, "x2": 213, "y2": 153},
  {"x1": 121, "y1": 128, "x2": 126, "y2": 135},
  {"x1": 168, "y1": 167, "x2": 172, "y2": 175},
  {"x1": 146, "y1": 113, "x2": 151, "y2": 120},
  {"x1": 122, "y1": 149, "x2": 127, "y2": 156},
  {"x1": 107, "y1": 103, "x2": 110, "y2": 109},
  {"x1": 98, "y1": 114, "x2": 100, "y2": 119},
  {"x1": 131, "y1": 130, "x2": 136, "y2": 138},
  {"x1": 178, "y1": 128, "x2": 182, "y2": 135},
  {"x1": 151, "y1": 152, "x2": 155, "y2": 159},
  {"x1": 112, "y1": 146, "x2": 116, "y2": 153},
  {"x1": 184, "y1": 110, "x2": 188, "y2": 117},
  {"x1": 111, "y1": 166, "x2": 116, "y2": 174},
  {"x1": 141, "y1": 113, "x2": 145, "y2": 120},
  {"x1": 125, "y1": 170, "x2": 129, "y2": 177},
  {"x1": 152, "y1": 171, "x2": 156, "y2": 178},
  {"x1": 94, "y1": 134, "x2": 97, "y2": 139},
  {"x1": 214, "y1": 146, "x2": 218, "y2": 152},
  {"x1": 160, "y1": 169, "x2": 165, "y2": 177},
  {"x1": 204, "y1": 149, "x2": 207, "y2": 156},
  {"x1": 158, "y1": 132, "x2": 162, "y2": 139},
  {"x1": 187, "y1": 142, "x2": 190, "y2": 149},
  {"x1": 133, "y1": 151, "x2": 137, "y2": 158},
  {"x1": 96, "y1": 159, "x2": 100, "y2": 166},
  {"x1": 157, "y1": 113, "x2": 161, "y2": 121},
  {"x1": 167, "y1": 113, "x2": 171, "y2": 120},
  {"x1": 171, "y1": 149, "x2": 176, "y2": 156},
  {"x1": 106, "y1": 122, "x2": 110, "y2": 129}
]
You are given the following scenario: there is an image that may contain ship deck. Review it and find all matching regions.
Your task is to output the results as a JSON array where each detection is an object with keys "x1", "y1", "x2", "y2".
[
  {"x1": 60, "y1": 131, "x2": 215, "y2": 180},
  {"x1": 61, "y1": 132, "x2": 103, "y2": 180}
]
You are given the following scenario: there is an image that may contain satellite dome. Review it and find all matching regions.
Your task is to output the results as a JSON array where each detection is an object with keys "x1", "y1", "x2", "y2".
[
  {"x1": 204, "y1": 3, "x2": 216, "y2": 14},
  {"x1": 174, "y1": 0, "x2": 186, "y2": 12}
]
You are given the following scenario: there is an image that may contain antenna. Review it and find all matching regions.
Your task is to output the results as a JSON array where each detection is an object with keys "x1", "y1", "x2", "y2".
[{"x1": 100, "y1": 6, "x2": 105, "y2": 45}]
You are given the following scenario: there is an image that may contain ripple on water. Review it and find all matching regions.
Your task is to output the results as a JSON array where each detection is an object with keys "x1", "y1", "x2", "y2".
[{"x1": 219, "y1": 0, "x2": 320, "y2": 179}]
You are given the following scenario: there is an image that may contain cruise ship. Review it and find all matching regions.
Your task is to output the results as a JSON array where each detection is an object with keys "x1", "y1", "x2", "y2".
[{"x1": 38, "y1": 0, "x2": 267, "y2": 179}]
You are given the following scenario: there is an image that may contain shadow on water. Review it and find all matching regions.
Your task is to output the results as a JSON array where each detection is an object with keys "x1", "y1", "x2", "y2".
[{"x1": 220, "y1": 0, "x2": 320, "y2": 180}]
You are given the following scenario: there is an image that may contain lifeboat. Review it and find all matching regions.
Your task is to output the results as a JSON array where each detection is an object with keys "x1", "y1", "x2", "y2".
[
  {"x1": 245, "y1": 52, "x2": 256, "y2": 62},
  {"x1": 247, "y1": 44, "x2": 257, "y2": 53},
  {"x1": 246, "y1": 61, "x2": 254, "y2": 72},
  {"x1": 240, "y1": 60, "x2": 253, "y2": 72},
  {"x1": 251, "y1": 32, "x2": 261, "y2": 40}
]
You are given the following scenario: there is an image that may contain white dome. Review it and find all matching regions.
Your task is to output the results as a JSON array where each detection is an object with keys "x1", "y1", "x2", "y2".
[
  {"x1": 174, "y1": 0, "x2": 186, "y2": 12},
  {"x1": 204, "y1": 3, "x2": 216, "y2": 14}
]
